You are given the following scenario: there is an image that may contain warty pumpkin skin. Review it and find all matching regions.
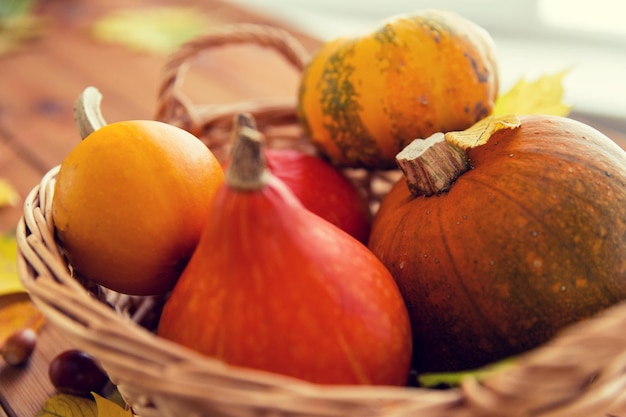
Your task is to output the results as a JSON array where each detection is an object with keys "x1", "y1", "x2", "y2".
[
  {"x1": 367, "y1": 115, "x2": 626, "y2": 373},
  {"x1": 297, "y1": 9, "x2": 499, "y2": 169}
]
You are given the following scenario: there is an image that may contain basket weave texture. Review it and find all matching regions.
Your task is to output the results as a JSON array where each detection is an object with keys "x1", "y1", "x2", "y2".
[{"x1": 16, "y1": 23, "x2": 626, "y2": 417}]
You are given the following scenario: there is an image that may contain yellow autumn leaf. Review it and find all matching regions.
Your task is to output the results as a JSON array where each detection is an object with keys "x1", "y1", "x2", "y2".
[
  {"x1": 93, "y1": 393, "x2": 133, "y2": 417},
  {"x1": 0, "y1": 233, "x2": 24, "y2": 295},
  {"x1": 445, "y1": 114, "x2": 521, "y2": 150},
  {"x1": 36, "y1": 394, "x2": 97, "y2": 417},
  {"x1": 91, "y1": 7, "x2": 212, "y2": 54},
  {"x1": 0, "y1": 292, "x2": 44, "y2": 345},
  {"x1": 0, "y1": 178, "x2": 20, "y2": 207},
  {"x1": 493, "y1": 70, "x2": 572, "y2": 117}
]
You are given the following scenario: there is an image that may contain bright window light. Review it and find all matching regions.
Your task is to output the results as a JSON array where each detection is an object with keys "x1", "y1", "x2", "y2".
[{"x1": 538, "y1": 0, "x2": 626, "y2": 37}]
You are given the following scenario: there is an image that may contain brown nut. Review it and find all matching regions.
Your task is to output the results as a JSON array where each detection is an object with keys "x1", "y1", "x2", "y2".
[{"x1": 1, "y1": 328, "x2": 37, "y2": 366}]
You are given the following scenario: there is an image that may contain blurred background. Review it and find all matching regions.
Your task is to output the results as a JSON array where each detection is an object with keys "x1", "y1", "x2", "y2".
[{"x1": 228, "y1": 0, "x2": 626, "y2": 133}]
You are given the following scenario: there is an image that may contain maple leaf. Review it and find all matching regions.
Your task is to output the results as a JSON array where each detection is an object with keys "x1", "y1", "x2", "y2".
[
  {"x1": 493, "y1": 70, "x2": 572, "y2": 117},
  {"x1": 90, "y1": 7, "x2": 214, "y2": 54},
  {"x1": 445, "y1": 114, "x2": 521, "y2": 150},
  {"x1": 442, "y1": 71, "x2": 571, "y2": 151}
]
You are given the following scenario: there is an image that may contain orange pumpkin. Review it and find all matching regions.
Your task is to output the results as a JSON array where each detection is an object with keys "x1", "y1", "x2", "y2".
[
  {"x1": 368, "y1": 115, "x2": 626, "y2": 372},
  {"x1": 158, "y1": 122, "x2": 412, "y2": 386},
  {"x1": 52, "y1": 120, "x2": 224, "y2": 295},
  {"x1": 297, "y1": 9, "x2": 499, "y2": 169}
]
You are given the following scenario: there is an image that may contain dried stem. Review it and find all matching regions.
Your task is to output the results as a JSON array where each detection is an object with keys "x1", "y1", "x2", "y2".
[
  {"x1": 225, "y1": 113, "x2": 270, "y2": 191},
  {"x1": 396, "y1": 133, "x2": 469, "y2": 196},
  {"x1": 74, "y1": 86, "x2": 108, "y2": 139}
]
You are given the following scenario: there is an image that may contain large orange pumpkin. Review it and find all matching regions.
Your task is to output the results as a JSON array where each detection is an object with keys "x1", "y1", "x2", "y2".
[
  {"x1": 368, "y1": 115, "x2": 626, "y2": 372},
  {"x1": 297, "y1": 9, "x2": 499, "y2": 169}
]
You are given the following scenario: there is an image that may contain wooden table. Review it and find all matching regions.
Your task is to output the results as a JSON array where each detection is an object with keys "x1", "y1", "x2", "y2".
[
  {"x1": 2, "y1": 1, "x2": 626, "y2": 416},
  {"x1": 0, "y1": 1, "x2": 315, "y2": 415}
]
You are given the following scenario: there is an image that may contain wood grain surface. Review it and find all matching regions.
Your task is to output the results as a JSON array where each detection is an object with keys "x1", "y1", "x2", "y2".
[{"x1": 0, "y1": 1, "x2": 314, "y2": 415}]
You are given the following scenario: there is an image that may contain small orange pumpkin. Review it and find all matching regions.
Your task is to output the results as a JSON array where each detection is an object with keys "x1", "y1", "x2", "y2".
[
  {"x1": 368, "y1": 115, "x2": 626, "y2": 372},
  {"x1": 297, "y1": 9, "x2": 499, "y2": 169},
  {"x1": 52, "y1": 119, "x2": 224, "y2": 295}
]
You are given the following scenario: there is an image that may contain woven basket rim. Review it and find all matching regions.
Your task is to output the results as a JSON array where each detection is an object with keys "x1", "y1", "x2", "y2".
[
  {"x1": 15, "y1": 21, "x2": 626, "y2": 417},
  {"x1": 16, "y1": 165, "x2": 626, "y2": 417}
]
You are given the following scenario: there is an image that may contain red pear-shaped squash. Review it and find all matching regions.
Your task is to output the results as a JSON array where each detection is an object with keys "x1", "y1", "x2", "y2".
[
  {"x1": 157, "y1": 119, "x2": 412, "y2": 386},
  {"x1": 222, "y1": 114, "x2": 372, "y2": 243},
  {"x1": 266, "y1": 147, "x2": 372, "y2": 243}
]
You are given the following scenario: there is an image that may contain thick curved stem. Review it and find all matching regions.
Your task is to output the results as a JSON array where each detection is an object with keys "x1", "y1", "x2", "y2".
[
  {"x1": 396, "y1": 133, "x2": 469, "y2": 196},
  {"x1": 74, "y1": 86, "x2": 108, "y2": 139}
]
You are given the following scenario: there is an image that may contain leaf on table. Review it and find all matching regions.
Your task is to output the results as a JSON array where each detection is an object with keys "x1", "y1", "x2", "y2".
[
  {"x1": 35, "y1": 392, "x2": 132, "y2": 417},
  {"x1": 493, "y1": 70, "x2": 572, "y2": 117},
  {"x1": 0, "y1": 232, "x2": 24, "y2": 295},
  {"x1": 445, "y1": 114, "x2": 521, "y2": 150},
  {"x1": 0, "y1": 178, "x2": 20, "y2": 207},
  {"x1": 93, "y1": 392, "x2": 133, "y2": 417},
  {"x1": 0, "y1": 293, "x2": 44, "y2": 346},
  {"x1": 36, "y1": 394, "x2": 97, "y2": 417},
  {"x1": 0, "y1": 0, "x2": 44, "y2": 56},
  {"x1": 91, "y1": 7, "x2": 213, "y2": 54}
]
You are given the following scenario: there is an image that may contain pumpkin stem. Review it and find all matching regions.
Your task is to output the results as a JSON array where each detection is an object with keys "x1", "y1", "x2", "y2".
[
  {"x1": 226, "y1": 113, "x2": 270, "y2": 191},
  {"x1": 396, "y1": 133, "x2": 469, "y2": 196},
  {"x1": 74, "y1": 86, "x2": 108, "y2": 139}
]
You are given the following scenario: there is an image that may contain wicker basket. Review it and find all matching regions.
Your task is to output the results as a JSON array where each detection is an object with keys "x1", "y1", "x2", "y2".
[{"x1": 16, "y1": 23, "x2": 626, "y2": 417}]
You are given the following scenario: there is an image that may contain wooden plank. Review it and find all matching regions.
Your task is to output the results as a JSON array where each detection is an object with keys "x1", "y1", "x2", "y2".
[
  {"x1": 0, "y1": 0, "x2": 314, "y2": 235},
  {"x1": 0, "y1": 141, "x2": 45, "y2": 233},
  {"x1": 0, "y1": 322, "x2": 74, "y2": 417}
]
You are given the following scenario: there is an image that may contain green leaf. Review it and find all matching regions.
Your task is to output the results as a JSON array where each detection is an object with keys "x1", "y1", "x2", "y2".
[
  {"x1": 0, "y1": 178, "x2": 20, "y2": 208},
  {"x1": 0, "y1": 232, "x2": 23, "y2": 295},
  {"x1": 0, "y1": 0, "x2": 35, "y2": 19},
  {"x1": 493, "y1": 70, "x2": 572, "y2": 117},
  {"x1": 417, "y1": 356, "x2": 517, "y2": 388},
  {"x1": 0, "y1": 0, "x2": 43, "y2": 56},
  {"x1": 90, "y1": 7, "x2": 212, "y2": 54},
  {"x1": 36, "y1": 394, "x2": 97, "y2": 417}
]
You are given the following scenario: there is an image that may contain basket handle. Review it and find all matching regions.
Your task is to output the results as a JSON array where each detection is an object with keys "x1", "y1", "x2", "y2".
[{"x1": 155, "y1": 23, "x2": 311, "y2": 151}]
